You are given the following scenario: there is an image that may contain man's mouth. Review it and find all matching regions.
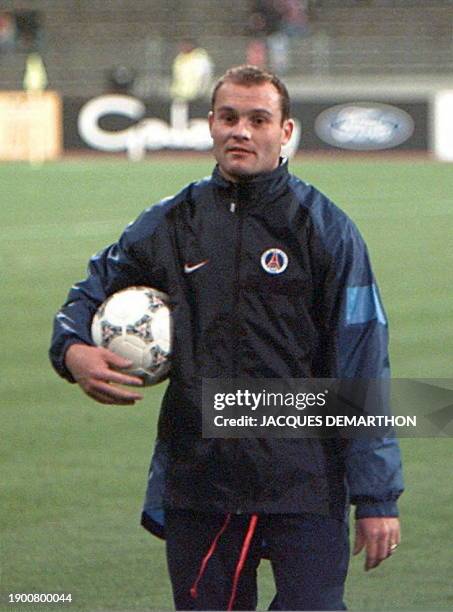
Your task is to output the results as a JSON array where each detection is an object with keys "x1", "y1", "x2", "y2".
[{"x1": 227, "y1": 147, "x2": 254, "y2": 155}]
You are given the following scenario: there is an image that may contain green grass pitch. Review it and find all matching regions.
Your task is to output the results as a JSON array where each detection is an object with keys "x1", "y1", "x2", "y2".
[{"x1": 1, "y1": 156, "x2": 452, "y2": 611}]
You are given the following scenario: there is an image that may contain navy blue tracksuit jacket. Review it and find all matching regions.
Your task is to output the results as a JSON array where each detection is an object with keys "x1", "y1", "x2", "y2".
[{"x1": 50, "y1": 160, "x2": 404, "y2": 538}]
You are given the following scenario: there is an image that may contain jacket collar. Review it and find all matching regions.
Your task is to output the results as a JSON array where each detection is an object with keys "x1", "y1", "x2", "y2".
[{"x1": 211, "y1": 157, "x2": 290, "y2": 208}]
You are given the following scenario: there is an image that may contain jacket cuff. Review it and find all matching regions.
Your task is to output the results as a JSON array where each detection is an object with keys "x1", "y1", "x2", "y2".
[{"x1": 355, "y1": 500, "x2": 399, "y2": 519}]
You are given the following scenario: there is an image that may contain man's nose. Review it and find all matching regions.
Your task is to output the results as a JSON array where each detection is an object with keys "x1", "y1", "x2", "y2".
[{"x1": 231, "y1": 118, "x2": 251, "y2": 140}]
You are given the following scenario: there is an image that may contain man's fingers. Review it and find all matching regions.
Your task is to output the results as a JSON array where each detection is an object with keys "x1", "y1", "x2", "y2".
[
  {"x1": 93, "y1": 380, "x2": 143, "y2": 402},
  {"x1": 102, "y1": 348, "x2": 134, "y2": 370},
  {"x1": 82, "y1": 379, "x2": 143, "y2": 404},
  {"x1": 87, "y1": 389, "x2": 137, "y2": 406},
  {"x1": 356, "y1": 517, "x2": 401, "y2": 571},
  {"x1": 364, "y1": 537, "x2": 380, "y2": 571},
  {"x1": 387, "y1": 524, "x2": 401, "y2": 556},
  {"x1": 66, "y1": 345, "x2": 146, "y2": 404},
  {"x1": 393, "y1": 524, "x2": 401, "y2": 546},
  {"x1": 365, "y1": 526, "x2": 396, "y2": 570},
  {"x1": 378, "y1": 531, "x2": 391, "y2": 563},
  {"x1": 353, "y1": 529, "x2": 365, "y2": 555},
  {"x1": 97, "y1": 368, "x2": 144, "y2": 387},
  {"x1": 366, "y1": 531, "x2": 390, "y2": 571},
  {"x1": 97, "y1": 349, "x2": 145, "y2": 386}
]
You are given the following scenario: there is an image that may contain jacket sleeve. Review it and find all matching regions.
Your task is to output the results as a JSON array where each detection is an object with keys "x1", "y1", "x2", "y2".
[
  {"x1": 320, "y1": 212, "x2": 404, "y2": 519},
  {"x1": 49, "y1": 203, "x2": 171, "y2": 382}
]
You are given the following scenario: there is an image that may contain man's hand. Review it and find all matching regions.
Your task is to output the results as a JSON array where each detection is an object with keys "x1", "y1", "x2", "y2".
[
  {"x1": 353, "y1": 517, "x2": 401, "y2": 571},
  {"x1": 65, "y1": 343, "x2": 144, "y2": 405}
]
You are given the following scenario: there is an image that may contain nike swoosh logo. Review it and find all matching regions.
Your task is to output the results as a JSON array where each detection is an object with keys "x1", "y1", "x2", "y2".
[{"x1": 184, "y1": 259, "x2": 209, "y2": 274}]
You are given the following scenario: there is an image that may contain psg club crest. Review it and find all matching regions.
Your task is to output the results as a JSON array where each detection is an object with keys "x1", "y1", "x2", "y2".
[{"x1": 261, "y1": 248, "x2": 289, "y2": 275}]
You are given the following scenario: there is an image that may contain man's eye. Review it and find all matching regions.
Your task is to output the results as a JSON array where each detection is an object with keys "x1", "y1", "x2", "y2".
[
  {"x1": 221, "y1": 115, "x2": 235, "y2": 123},
  {"x1": 252, "y1": 116, "x2": 266, "y2": 125}
]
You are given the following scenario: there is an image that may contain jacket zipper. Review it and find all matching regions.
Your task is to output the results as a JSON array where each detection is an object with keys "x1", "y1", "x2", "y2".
[
  {"x1": 230, "y1": 191, "x2": 245, "y2": 515},
  {"x1": 230, "y1": 189, "x2": 244, "y2": 379}
]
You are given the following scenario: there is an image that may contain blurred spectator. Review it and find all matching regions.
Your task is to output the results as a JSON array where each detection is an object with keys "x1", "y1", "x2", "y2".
[
  {"x1": 23, "y1": 52, "x2": 48, "y2": 92},
  {"x1": 247, "y1": 1, "x2": 282, "y2": 37},
  {"x1": 107, "y1": 65, "x2": 136, "y2": 94},
  {"x1": 0, "y1": 11, "x2": 16, "y2": 53},
  {"x1": 246, "y1": 0, "x2": 282, "y2": 67},
  {"x1": 15, "y1": 10, "x2": 43, "y2": 51},
  {"x1": 266, "y1": 31, "x2": 289, "y2": 74},
  {"x1": 170, "y1": 39, "x2": 213, "y2": 132},
  {"x1": 277, "y1": 0, "x2": 310, "y2": 37},
  {"x1": 270, "y1": 0, "x2": 310, "y2": 73},
  {"x1": 247, "y1": 0, "x2": 310, "y2": 74},
  {"x1": 246, "y1": 39, "x2": 267, "y2": 68},
  {"x1": 170, "y1": 39, "x2": 213, "y2": 103}
]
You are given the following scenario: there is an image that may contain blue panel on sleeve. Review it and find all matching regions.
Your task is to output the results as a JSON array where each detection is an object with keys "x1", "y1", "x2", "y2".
[{"x1": 346, "y1": 284, "x2": 386, "y2": 325}]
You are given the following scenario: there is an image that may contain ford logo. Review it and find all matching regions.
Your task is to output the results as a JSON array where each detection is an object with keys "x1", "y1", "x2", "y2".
[{"x1": 315, "y1": 102, "x2": 414, "y2": 150}]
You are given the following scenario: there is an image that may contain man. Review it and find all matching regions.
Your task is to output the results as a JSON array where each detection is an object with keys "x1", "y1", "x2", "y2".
[{"x1": 50, "y1": 65, "x2": 403, "y2": 611}]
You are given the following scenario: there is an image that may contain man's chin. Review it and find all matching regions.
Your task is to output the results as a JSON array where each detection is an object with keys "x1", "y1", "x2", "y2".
[{"x1": 222, "y1": 162, "x2": 257, "y2": 182}]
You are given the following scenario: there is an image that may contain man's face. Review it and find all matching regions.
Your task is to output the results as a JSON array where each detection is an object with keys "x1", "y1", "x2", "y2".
[{"x1": 208, "y1": 81, "x2": 294, "y2": 182}]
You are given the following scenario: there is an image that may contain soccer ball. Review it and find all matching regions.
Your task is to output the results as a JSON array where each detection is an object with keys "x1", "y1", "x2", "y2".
[{"x1": 91, "y1": 286, "x2": 172, "y2": 386}]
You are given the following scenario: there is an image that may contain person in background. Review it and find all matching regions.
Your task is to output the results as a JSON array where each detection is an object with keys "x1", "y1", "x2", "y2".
[
  {"x1": 0, "y1": 12, "x2": 16, "y2": 53},
  {"x1": 170, "y1": 39, "x2": 213, "y2": 131},
  {"x1": 23, "y1": 52, "x2": 48, "y2": 93},
  {"x1": 170, "y1": 38, "x2": 213, "y2": 102},
  {"x1": 278, "y1": 0, "x2": 310, "y2": 37},
  {"x1": 246, "y1": 1, "x2": 281, "y2": 68}
]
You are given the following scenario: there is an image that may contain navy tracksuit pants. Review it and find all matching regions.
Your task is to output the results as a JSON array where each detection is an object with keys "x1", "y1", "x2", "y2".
[{"x1": 165, "y1": 509, "x2": 349, "y2": 611}]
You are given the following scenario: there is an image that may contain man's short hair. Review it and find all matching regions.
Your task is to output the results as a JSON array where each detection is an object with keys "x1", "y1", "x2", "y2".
[{"x1": 211, "y1": 65, "x2": 291, "y2": 123}]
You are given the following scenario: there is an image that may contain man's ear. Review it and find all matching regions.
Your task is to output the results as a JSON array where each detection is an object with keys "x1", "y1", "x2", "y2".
[
  {"x1": 208, "y1": 110, "x2": 214, "y2": 135},
  {"x1": 281, "y1": 118, "x2": 294, "y2": 147}
]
